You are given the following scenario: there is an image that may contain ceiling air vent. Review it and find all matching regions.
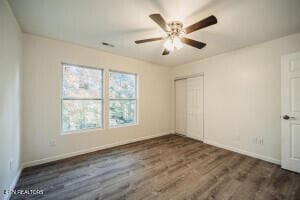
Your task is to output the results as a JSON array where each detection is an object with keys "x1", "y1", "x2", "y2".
[{"x1": 101, "y1": 42, "x2": 115, "y2": 47}]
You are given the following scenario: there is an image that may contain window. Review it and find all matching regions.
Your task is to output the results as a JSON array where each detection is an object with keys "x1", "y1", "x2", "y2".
[
  {"x1": 62, "y1": 63, "x2": 103, "y2": 132},
  {"x1": 109, "y1": 71, "x2": 137, "y2": 127}
]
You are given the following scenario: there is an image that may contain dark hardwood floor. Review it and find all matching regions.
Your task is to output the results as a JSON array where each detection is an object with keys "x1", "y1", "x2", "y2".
[{"x1": 11, "y1": 134, "x2": 300, "y2": 200}]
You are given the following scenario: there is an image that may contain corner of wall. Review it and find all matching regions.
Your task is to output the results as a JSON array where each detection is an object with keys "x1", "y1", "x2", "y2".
[{"x1": 0, "y1": 0, "x2": 23, "y2": 199}]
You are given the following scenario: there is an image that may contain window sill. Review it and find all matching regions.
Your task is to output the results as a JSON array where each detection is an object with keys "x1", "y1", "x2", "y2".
[
  {"x1": 60, "y1": 123, "x2": 139, "y2": 135},
  {"x1": 108, "y1": 123, "x2": 139, "y2": 129},
  {"x1": 61, "y1": 127, "x2": 104, "y2": 135}
]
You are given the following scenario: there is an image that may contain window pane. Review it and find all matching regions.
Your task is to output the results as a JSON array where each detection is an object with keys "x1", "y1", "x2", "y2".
[
  {"x1": 109, "y1": 71, "x2": 136, "y2": 99},
  {"x1": 63, "y1": 64, "x2": 102, "y2": 99},
  {"x1": 62, "y1": 100, "x2": 102, "y2": 132},
  {"x1": 109, "y1": 100, "x2": 136, "y2": 127}
]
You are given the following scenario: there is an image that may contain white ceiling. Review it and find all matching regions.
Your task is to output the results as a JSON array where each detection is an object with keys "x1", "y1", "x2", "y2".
[{"x1": 9, "y1": 0, "x2": 300, "y2": 67}]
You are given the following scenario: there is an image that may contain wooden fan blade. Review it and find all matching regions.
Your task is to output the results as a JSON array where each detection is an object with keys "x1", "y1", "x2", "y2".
[
  {"x1": 184, "y1": 15, "x2": 217, "y2": 34},
  {"x1": 181, "y1": 37, "x2": 206, "y2": 49},
  {"x1": 149, "y1": 14, "x2": 170, "y2": 32},
  {"x1": 162, "y1": 49, "x2": 170, "y2": 55},
  {"x1": 135, "y1": 37, "x2": 164, "y2": 44}
]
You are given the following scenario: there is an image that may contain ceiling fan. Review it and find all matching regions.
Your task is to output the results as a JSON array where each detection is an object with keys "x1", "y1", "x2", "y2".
[{"x1": 134, "y1": 14, "x2": 217, "y2": 55}]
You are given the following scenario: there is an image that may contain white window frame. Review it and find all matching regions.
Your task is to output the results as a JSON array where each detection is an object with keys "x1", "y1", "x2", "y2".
[
  {"x1": 61, "y1": 63, "x2": 104, "y2": 134},
  {"x1": 109, "y1": 70, "x2": 138, "y2": 128}
]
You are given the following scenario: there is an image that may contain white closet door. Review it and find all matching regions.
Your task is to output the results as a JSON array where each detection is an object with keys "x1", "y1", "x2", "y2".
[
  {"x1": 175, "y1": 79, "x2": 187, "y2": 135},
  {"x1": 186, "y1": 76, "x2": 204, "y2": 141}
]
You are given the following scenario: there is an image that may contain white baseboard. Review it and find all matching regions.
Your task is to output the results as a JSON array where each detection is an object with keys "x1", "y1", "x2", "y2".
[
  {"x1": 204, "y1": 139, "x2": 281, "y2": 165},
  {"x1": 4, "y1": 167, "x2": 23, "y2": 200},
  {"x1": 23, "y1": 132, "x2": 173, "y2": 168},
  {"x1": 186, "y1": 134, "x2": 203, "y2": 141}
]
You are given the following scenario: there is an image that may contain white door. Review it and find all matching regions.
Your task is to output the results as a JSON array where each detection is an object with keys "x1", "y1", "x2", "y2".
[
  {"x1": 175, "y1": 79, "x2": 187, "y2": 135},
  {"x1": 186, "y1": 76, "x2": 204, "y2": 141},
  {"x1": 281, "y1": 52, "x2": 300, "y2": 173}
]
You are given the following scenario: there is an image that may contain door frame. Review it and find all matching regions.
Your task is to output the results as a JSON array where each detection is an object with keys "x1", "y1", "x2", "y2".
[{"x1": 174, "y1": 73, "x2": 205, "y2": 141}]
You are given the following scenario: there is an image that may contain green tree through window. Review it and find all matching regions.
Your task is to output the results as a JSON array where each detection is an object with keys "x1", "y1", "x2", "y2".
[
  {"x1": 62, "y1": 64, "x2": 103, "y2": 132},
  {"x1": 109, "y1": 71, "x2": 137, "y2": 127}
]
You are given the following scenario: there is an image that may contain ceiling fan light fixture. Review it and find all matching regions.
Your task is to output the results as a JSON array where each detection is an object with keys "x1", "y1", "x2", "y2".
[
  {"x1": 163, "y1": 36, "x2": 183, "y2": 52},
  {"x1": 173, "y1": 36, "x2": 183, "y2": 50},
  {"x1": 163, "y1": 37, "x2": 174, "y2": 51}
]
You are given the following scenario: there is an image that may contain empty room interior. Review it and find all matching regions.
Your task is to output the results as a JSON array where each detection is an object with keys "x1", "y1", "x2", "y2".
[{"x1": 1, "y1": 0, "x2": 300, "y2": 199}]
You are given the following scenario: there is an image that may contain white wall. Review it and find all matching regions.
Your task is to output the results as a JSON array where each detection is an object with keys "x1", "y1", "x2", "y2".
[
  {"x1": 0, "y1": 0, "x2": 22, "y2": 199},
  {"x1": 172, "y1": 33, "x2": 300, "y2": 164},
  {"x1": 22, "y1": 33, "x2": 172, "y2": 166}
]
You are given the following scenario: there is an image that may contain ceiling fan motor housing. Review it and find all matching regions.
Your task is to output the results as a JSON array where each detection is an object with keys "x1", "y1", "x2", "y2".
[{"x1": 168, "y1": 21, "x2": 184, "y2": 36}]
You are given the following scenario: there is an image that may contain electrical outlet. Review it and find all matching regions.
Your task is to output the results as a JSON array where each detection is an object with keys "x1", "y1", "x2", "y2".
[
  {"x1": 49, "y1": 140, "x2": 56, "y2": 147},
  {"x1": 257, "y1": 136, "x2": 264, "y2": 145},
  {"x1": 252, "y1": 136, "x2": 264, "y2": 145}
]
